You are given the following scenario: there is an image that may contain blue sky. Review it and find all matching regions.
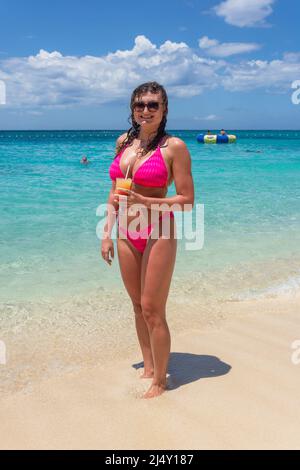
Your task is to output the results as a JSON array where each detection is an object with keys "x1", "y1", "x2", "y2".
[{"x1": 0, "y1": 0, "x2": 299, "y2": 129}]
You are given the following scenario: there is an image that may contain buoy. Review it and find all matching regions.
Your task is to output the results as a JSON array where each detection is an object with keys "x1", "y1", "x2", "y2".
[{"x1": 197, "y1": 134, "x2": 237, "y2": 144}]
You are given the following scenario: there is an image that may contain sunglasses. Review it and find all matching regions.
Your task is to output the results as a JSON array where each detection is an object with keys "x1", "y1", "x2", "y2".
[{"x1": 133, "y1": 101, "x2": 162, "y2": 112}]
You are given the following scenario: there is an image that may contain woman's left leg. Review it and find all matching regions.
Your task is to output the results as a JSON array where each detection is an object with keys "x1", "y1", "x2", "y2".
[{"x1": 141, "y1": 215, "x2": 177, "y2": 398}]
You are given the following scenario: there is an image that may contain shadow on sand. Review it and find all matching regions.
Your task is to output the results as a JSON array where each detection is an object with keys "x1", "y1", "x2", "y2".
[{"x1": 132, "y1": 352, "x2": 232, "y2": 391}]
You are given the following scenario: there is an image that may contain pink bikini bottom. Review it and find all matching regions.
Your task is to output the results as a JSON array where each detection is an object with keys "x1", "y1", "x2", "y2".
[{"x1": 118, "y1": 211, "x2": 174, "y2": 254}]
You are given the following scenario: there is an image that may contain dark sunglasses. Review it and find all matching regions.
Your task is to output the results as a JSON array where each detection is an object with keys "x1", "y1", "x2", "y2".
[{"x1": 133, "y1": 101, "x2": 161, "y2": 112}]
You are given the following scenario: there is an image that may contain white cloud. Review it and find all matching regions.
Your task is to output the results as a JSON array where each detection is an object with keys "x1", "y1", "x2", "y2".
[
  {"x1": 199, "y1": 36, "x2": 260, "y2": 57},
  {"x1": 27, "y1": 110, "x2": 43, "y2": 115},
  {"x1": 0, "y1": 34, "x2": 300, "y2": 109},
  {"x1": 0, "y1": 35, "x2": 223, "y2": 108},
  {"x1": 194, "y1": 114, "x2": 220, "y2": 121},
  {"x1": 222, "y1": 53, "x2": 300, "y2": 91},
  {"x1": 213, "y1": 0, "x2": 275, "y2": 27},
  {"x1": 199, "y1": 37, "x2": 219, "y2": 49},
  {"x1": 204, "y1": 114, "x2": 219, "y2": 120}
]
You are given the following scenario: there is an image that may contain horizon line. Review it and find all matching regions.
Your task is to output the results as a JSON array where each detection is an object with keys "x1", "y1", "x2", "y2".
[{"x1": 1, "y1": 128, "x2": 300, "y2": 132}]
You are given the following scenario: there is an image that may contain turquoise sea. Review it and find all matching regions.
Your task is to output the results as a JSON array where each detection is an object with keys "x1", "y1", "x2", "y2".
[{"x1": 1, "y1": 130, "x2": 300, "y2": 394}]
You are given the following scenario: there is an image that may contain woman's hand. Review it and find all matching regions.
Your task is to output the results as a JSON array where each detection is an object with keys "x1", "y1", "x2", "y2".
[
  {"x1": 101, "y1": 237, "x2": 114, "y2": 266},
  {"x1": 114, "y1": 189, "x2": 147, "y2": 208}
]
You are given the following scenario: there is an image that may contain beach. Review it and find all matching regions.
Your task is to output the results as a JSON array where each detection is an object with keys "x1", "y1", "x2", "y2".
[
  {"x1": 0, "y1": 130, "x2": 300, "y2": 449},
  {"x1": 0, "y1": 291, "x2": 299, "y2": 450},
  {"x1": 1, "y1": 0, "x2": 300, "y2": 450}
]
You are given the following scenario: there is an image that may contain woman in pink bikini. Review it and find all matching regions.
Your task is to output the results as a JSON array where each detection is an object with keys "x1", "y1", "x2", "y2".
[{"x1": 102, "y1": 81, "x2": 194, "y2": 399}]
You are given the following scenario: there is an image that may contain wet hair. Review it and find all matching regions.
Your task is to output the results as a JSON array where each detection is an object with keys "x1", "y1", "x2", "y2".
[{"x1": 114, "y1": 81, "x2": 169, "y2": 158}]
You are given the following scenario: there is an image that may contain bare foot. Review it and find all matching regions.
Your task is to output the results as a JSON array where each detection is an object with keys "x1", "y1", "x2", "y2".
[
  {"x1": 140, "y1": 370, "x2": 154, "y2": 379},
  {"x1": 142, "y1": 382, "x2": 167, "y2": 399}
]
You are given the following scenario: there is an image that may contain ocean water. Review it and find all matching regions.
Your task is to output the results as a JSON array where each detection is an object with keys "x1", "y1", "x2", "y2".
[{"x1": 1, "y1": 130, "x2": 300, "y2": 394}]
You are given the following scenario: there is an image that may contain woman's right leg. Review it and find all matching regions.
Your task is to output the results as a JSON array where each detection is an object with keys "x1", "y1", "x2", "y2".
[{"x1": 117, "y1": 237, "x2": 154, "y2": 377}]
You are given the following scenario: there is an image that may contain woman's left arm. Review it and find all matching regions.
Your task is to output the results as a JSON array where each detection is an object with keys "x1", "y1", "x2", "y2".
[{"x1": 143, "y1": 138, "x2": 195, "y2": 211}]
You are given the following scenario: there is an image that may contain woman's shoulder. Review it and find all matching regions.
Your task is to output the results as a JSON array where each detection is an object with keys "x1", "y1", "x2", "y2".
[
  {"x1": 115, "y1": 132, "x2": 129, "y2": 154},
  {"x1": 167, "y1": 135, "x2": 187, "y2": 148},
  {"x1": 164, "y1": 135, "x2": 190, "y2": 159},
  {"x1": 116, "y1": 132, "x2": 128, "y2": 146}
]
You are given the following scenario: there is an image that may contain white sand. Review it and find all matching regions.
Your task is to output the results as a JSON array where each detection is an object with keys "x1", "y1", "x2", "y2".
[{"x1": 0, "y1": 293, "x2": 299, "y2": 450}]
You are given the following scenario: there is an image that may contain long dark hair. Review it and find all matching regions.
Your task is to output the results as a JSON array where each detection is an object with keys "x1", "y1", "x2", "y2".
[{"x1": 114, "y1": 81, "x2": 169, "y2": 158}]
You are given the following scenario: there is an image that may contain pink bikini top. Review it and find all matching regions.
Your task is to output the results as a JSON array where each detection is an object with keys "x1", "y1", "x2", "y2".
[{"x1": 109, "y1": 139, "x2": 168, "y2": 188}]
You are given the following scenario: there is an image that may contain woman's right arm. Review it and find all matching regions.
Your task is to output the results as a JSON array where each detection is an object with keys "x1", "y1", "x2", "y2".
[
  {"x1": 101, "y1": 133, "x2": 127, "y2": 265},
  {"x1": 102, "y1": 181, "x2": 117, "y2": 237}
]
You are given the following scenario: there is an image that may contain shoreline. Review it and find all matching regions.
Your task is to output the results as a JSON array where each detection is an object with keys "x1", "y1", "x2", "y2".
[
  {"x1": 0, "y1": 292, "x2": 299, "y2": 450},
  {"x1": 1, "y1": 259, "x2": 300, "y2": 397}
]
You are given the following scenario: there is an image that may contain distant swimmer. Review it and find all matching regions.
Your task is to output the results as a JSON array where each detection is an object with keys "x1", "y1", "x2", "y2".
[
  {"x1": 245, "y1": 149, "x2": 263, "y2": 153},
  {"x1": 207, "y1": 130, "x2": 212, "y2": 135},
  {"x1": 220, "y1": 129, "x2": 227, "y2": 136},
  {"x1": 81, "y1": 156, "x2": 90, "y2": 165}
]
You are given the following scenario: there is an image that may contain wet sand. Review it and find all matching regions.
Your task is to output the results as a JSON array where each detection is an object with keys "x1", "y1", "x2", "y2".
[{"x1": 0, "y1": 293, "x2": 299, "y2": 450}]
